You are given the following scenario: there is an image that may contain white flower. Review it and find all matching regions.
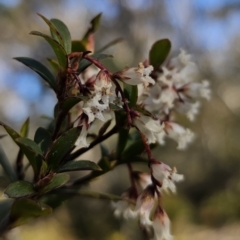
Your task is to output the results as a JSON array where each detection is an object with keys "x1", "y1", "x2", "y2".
[
  {"x1": 94, "y1": 70, "x2": 112, "y2": 105},
  {"x1": 112, "y1": 188, "x2": 137, "y2": 220},
  {"x1": 133, "y1": 172, "x2": 152, "y2": 192},
  {"x1": 151, "y1": 208, "x2": 173, "y2": 240},
  {"x1": 135, "y1": 185, "x2": 156, "y2": 226},
  {"x1": 134, "y1": 114, "x2": 164, "y2": 144},
  {"x1": 151, "y1": 161, "x2": 184, "y2": 193},
  {"x1": 183, "y1": 80, "x2": 211, "y2": 100},
  {"x1": 76, "y1": 124, "x2": 89, "y2": 147},
  {"x1": 176, "y1": 101, "x2": 200, "y2": 121},
  {"x1": 120, "y1": 62, "x2": 155, "y2": 85},
  {"x1": 82, "y1": 94, "x2": 108, "y2": 124},
  {"x1": 163, "y1": 122, "x2": 195, "y2": 150}
]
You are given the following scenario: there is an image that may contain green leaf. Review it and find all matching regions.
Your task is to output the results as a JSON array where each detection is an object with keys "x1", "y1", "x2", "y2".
[
  {"x1": 133, "y1": 105, "x2": 156, "y2": 119},
  {"x1": 15, "y1": 137, "x2": 44, "y2": 176},
  {"x1": 62, "y1": 96, "x2": 88, "y2": 113},
  {"x1": 47, "y1": 127, "x2": 81, "y2": 170},
  {"x1": 14, "y1": 57, "x2": 57, "y2": 91},
  {"x1": 0, "y1": 122, "x2": 42, "y2": 177},
  {"x1": 78, "y1": 53, "x2": 112, "y2": 73},
  {"x1": 47, "y1": 58, "x2": 59, "y2": 74},
  {"x1": 109, "y1": 103, "x2": 122, "y2": 111},
  {"x1": 149, "y1": 39, "x2": 171, "y2": 69},
  {"x1": 98, "y1": 120, "x2": 111, "y2": 136},
  {"x1": 72, "y1": 40, "x2": 86, "y2": 52},
  {"x1": 34, "y1": 127, "x2": 52, "y2": 154},
  {"x1": 50, "y1": 18, "x2": 72, "y2": 54},
  {"x1": 0, "y1": 121, "x2": 20, "y2": 141},
  {"x1": 124, "y1": 83, "x2": 138, "y2": 107},
  {"x1": 42, "y1": 173, "x2": 70, "y2": 193},
  {"x1": 37, "y1": 13, "x2": 64, "y2": 47},
  {"x1": 20, "y1": 117, "x2": 30, "y2": 137},
  {"x1": 58, "y1": 160, "x2": 101, "y2": 173},
  {"x1": 82, "y1": 13, "x2": 102, "y2": 42},
  {"x1": 0, "y1": 144, "x2": 17, "y2": 182},
  {"x1": 4, "y1": 181, "x2": 36, "y2": 198},
  {"x1": 0, "y1": 199, "x2": 15, "y2": 233},
  {"x1": 122, "y1": 139, "x2": 145, "y2": 158},
  {"x1": 116, "y1": 129, "x2": 129, "y2": 158},
  {"x1": 30, "y1": 31, "x2": 67, "y2": 70},
  {"x1": 10, "y1": 199, "x2": 52, "y2": 227},
  {"x1": 16, "y1": 137, "x2": 43, "y2": 156}
]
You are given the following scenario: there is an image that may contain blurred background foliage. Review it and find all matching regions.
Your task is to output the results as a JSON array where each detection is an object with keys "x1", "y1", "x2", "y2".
[{"x1": 1, "y1": 0, "x2": 240, "y2": 239}]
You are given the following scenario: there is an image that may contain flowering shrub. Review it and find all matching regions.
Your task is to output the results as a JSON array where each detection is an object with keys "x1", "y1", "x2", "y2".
[{"x1": 0, "y1": 13, "x2": 210, "y2": 239}]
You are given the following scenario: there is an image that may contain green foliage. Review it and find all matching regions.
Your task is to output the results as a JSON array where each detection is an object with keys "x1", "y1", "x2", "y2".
[
  {"x1": 41, "y1": 174, "x2": 70, "y2": 194},
  {"x1": 0, "y1": 144, "x2": 17, "y2": 182},
  {"x1": 0, "y1": 13, "x2": 172, "y2": 234},
  {"x1": 20, "y1": 118, "x2": 30, "y2": 137},
  {"x1": 30, "y1": 31, "x2": 67, "y2": 70},
  {"x1": 34, "y1": 127, "x2": 52, "y2": 154},
  {"x1": 57, "y1": 160, "x2": 101, "y2": 173},
  {"x1": 50, "y1": 18, "x2": 72, "y2": 54},
  {"x1": 4, "y1": 181, "x2": 36, "y2": 198},
  {"x1": 14, "y1": 57, "x2": 57, "y2": 91},
  {"x1": 149, "y1": 39, "x2": 171, "y2": 69},
  {"x1": 47, "y1": 127, "x2": 81, "y2": 170}
]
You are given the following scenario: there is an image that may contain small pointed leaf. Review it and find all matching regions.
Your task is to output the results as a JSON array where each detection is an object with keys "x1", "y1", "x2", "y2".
[
  {"x1": 50, "y1": 18, "x2": 72, "y2": 54},
  {"x1": 0, "y1": 144, "x2": 17, "y2": 182},
  {"x1": 4, "y1": 181, "x2": 36, "y2": 198},
  {"x1": 20, "y1": 117, "x2": 30, "y2": 137},
  {"x1": 42, "y1": 173, "x2": 70, "y2": 193},
  {"x1": 72, "y1": 40, "x2": 86, "y2": 52},
  {"x1": 98, "y1": 120, "x2": 111, "y2": 136},
  {"x1": 30, "y1": 31, "x2": 67, "y2": 70},
  {"x1": 62, "y1": 96, "x2": 89, "y2": 113},
  {"x1": 37, "y1": 13, "x2": 64, "y2": 47},
  {"x1": 14, "y1": 57, "x2": 57, "y2": 91},
  {"x1": 149, "y1": 39, "x2": 171, "y2": 69},
  {"x1": 58, "y1": 160, "x2": 101, "y2": 173},
  {"x1": 47, "y1": 127, "x2": 81, "y2": 170},
  {"x1": 47, "y1": 58, "x2": 59, "y2": 74},
  {"x1": 34, "y1": 127, "x2": 52, "y2": 154}
]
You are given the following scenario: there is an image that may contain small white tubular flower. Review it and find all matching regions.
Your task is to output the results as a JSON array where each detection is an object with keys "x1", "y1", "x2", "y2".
[
  {"x1": 94, "y1": 70, "x2": 112, "y2": 105},
  {"x1": 112, "y1": 188, "x2": 137, "y2": 220},
  {"x1": 76, "y1": 124, "x2": 89, "y2": 147},
  {"x1": 135, "y1": 185, "x2": 156, "y2": 226},
  {"x1": 176, "y1": 101, "x2": 200, "y2": 121},
  {"x1": 109, "y1": 84, "x2": 124, "y2": 108},
  {"x1": 82, "y1": 94, "x2": 108, "y2": 124},
  {"x1": 134, "y1": 114, "x2": 164, "y2": 144},
  {"x1": 133, "y1": 172, "x2": 152, "y2": 192},
  {"x1": 152, "y1": 208, "x2": 173, "y2": 240},
  {"x1": 150, "y1": 161, "x2": 184, "y2": 193},
  {"x1": 164, "y1": 122, "x2": 194, "y2": 150},
  {"x1": 120, "y1": 62, "x2": 155, "y2": 85},
  {"x1": 183, "y1": 80, "x2": 211, "y2": 100}
]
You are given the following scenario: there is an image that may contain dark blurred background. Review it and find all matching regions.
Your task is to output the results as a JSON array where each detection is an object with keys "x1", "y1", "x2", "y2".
[{"x1": 1, "y1": 0, "x2": 240, "y2": 239}]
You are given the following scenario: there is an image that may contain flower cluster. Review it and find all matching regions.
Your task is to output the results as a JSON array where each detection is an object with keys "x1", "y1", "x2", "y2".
[
  {"x1": 113, "y1": 161, "x2": 183, "y2": 240},
  {"x1": 72, "y1": 49, "x2": 210, "y2": 239}
]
